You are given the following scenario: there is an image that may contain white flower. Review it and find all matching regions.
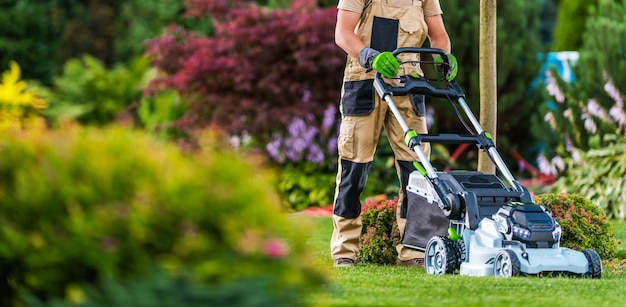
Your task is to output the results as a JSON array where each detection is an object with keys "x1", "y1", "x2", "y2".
[{"x1": 545, "y1": 71, "x2": 565, "y2": 103}]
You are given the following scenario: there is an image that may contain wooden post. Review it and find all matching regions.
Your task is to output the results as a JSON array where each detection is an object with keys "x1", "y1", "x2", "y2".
[{"x1": 478, "y1": 0, "x2": 497, "y2": 174}]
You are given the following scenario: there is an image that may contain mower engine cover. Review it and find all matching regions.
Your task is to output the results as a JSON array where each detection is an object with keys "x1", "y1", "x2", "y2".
[{"x1": 492, "y1": 204, "x2": 561, "y2": 248}]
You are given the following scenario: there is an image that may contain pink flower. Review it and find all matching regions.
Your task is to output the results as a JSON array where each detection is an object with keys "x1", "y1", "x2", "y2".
[{"x1": 264, "y1": 238, "x2": 289, "y2": 258}]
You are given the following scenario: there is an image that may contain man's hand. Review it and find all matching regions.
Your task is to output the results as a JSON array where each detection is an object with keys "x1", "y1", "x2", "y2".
[
  {"x1": 435, "y1": 53, "x2": 458, "y2": 81},
  {"x1": 358, "y1": 47, "x2": 399, "y2": 78}
]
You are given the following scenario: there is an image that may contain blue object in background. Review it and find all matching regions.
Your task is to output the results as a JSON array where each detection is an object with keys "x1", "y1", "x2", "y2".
[{"x1": 538, "y1": 51, "x2": 579, "y2": 83}]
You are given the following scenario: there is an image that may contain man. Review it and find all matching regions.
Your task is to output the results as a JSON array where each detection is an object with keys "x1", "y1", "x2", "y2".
[{"x1": 331, "y1": 0, "x2": 458, "y2": 267}]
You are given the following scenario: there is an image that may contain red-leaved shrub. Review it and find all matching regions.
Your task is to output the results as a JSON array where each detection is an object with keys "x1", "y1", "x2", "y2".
[{"x1": 146, "y1": 0, "x2": 345, "y2": 144}]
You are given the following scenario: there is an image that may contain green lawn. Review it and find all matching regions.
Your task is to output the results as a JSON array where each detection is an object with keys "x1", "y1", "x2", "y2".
[{"x1": 304, "y1": 217, "x2": 626, "y2": 307}]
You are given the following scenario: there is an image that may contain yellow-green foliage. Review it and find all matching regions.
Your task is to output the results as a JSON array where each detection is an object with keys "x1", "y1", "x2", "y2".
[
  {"x1": 551, "y1": 0, "x2": 599, "y2": 51},
  {"x1": 0, "y1": 125, "x2": 325, "y2": 305},
  {"x1": 0, "y1": 61, "x2": 47, "y2": 130}
]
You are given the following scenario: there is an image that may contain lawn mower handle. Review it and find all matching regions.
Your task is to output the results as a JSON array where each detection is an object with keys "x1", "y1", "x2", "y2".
[
  {"x1": 374, "y1": 47, "x2": 523, "y2": 197},
  {"x1": 373, "y1": 47, "x2": 465, "y2": 101}
]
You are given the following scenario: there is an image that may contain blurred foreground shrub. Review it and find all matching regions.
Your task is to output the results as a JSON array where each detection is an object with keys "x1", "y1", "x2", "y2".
[{"x1": 0, "y1": 125, "x2": 325, "y2": 306}]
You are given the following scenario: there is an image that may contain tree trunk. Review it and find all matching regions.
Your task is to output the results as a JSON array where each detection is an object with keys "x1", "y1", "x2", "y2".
[{"x1": 478, "y1": 0, "x2": 497, "y2": 174}]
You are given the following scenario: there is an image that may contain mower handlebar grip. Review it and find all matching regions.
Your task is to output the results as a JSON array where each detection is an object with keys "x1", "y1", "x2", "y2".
[
  {"x1": 391, "y1": 47, "x2": 448, "y2": 58},
  {"x1": 374, "y1": 48, "x2": 464, "y2": 100}
]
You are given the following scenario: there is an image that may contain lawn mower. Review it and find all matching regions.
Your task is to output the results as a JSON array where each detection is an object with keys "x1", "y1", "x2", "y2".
[{"x1": 373, "y1": 47, "x2": 602, "y2": 278}]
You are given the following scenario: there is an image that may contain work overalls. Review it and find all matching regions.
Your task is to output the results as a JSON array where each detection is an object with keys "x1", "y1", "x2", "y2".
[{"x1": 331, "y1": 0, "x2": 431, "y2": 262}]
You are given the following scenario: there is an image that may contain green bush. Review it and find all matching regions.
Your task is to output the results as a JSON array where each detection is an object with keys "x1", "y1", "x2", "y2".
[
  {"x1": 277, "y1": 163, "x2": 335, "y2": 211},
  {"x1": 137, "y1": 89, "x2": 188, "y2": 142},
  {"x1": 41, "y1": 55, "x2": 151, "y2": 126},
  {"x1": 0, "y1": 125, "x2": 325, "y2": 305},
  {"x1": 358, "y1": 198, "x2": 400, "y2": 265},
  {"x1": 535, "y1": 193, "x2": 618, "y2": 259},
  {"x1": 549, "y1": 140, "x2": 626, "y2": 220}
]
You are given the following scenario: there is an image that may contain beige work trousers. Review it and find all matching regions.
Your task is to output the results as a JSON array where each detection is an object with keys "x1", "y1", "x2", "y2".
[{"x1": 331, "y1": 95, "x2": 430, "y2": 262}]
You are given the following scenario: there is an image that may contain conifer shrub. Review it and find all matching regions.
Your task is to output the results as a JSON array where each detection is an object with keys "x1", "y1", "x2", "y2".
[
  {"x1": 551, "y1": 0, "x2": 599, "y2": 51},
  {"x1": 535, "y1": 193, "x2": 618, "y2": 259},
  {"x1": 0, "y1": 125, "x2": 325, "y2": 306},
  {"x1": 358, "y1": 198, "x2": 401, "y2": 265}
]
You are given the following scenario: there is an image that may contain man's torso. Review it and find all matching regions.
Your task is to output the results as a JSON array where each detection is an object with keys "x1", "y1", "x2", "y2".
[{"x1": 337, "y1": 0, "x2": 442, "y2": 17}]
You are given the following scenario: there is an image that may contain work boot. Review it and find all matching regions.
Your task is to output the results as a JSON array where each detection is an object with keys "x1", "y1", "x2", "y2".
[
  {"x1": 396, "y1": 258, "x2": 424, "y2": 267},
  {"x1": 334, "y1": 258, "x2": 356, "y2": 267}
]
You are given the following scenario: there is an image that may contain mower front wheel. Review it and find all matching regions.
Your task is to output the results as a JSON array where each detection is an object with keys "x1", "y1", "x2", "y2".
[
  {"x1": 425, "y1": 236, "x2": 458, "y2": 275},
  {"x1": 582, "y1": 249, "x2": 602, "y2": 279},
  {"x1": 493, "y1": 249, "x2": 520, "y2": 277}
]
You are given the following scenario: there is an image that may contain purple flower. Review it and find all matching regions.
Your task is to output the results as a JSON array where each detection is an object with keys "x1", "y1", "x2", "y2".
[
  {"x1": 266, "y1": 135, "x2": 284, "y2": 163},
  {"x1": 545, "y1": 71, "x2": 565, "y2": 104},
  {"x1": 544, "y1": 112, "x2": 556, "y2": 129},
  {"x1": 536, "y1": 155, "x2": 556, "y2": 176},
  {"x1": 288, "y1": 118, "x2": 306, "y2": 137},
  {"x1": 285, "y1": 137, "x2": 307, "y2": 162},
  {"x1": 306, "y1": 144, "x2": 324, "y2": 164},
  {"x1": 603, "y1": 72, "x2": 626, "y2": 130},
  {"x1": 582, "y1": 113, "x2": 597, "y2": 134},
  {"x1": 586, "y1": 99, "x2": 607, "y2": 120},
  {"x1": 552, "y1": 155, "x2": 565, "y2": 171},
  {"x1": 302, "y1": 89, "x2": 312, "y2": 104},
  {"x1": 426, "y1": 106, "x2": 435, "y2": 129},
  {"x1": 571, "y1": 149, "x2": 581, "y2": 164},
  {"x1": 321, "y1": 106, "x2": 337, "y2": 134},
  {"x1": 609, "y1": 105, "x2": 626, "y2": 131},
  {"x1": 303, "y1": 126, "x2": 318, "y2": 143},
  {"x1": 265, "y1": 111, "x2": 340, "y2": 166},
  {"x1": 327, "y1": 138, "x2": 338, "y2": 154}
]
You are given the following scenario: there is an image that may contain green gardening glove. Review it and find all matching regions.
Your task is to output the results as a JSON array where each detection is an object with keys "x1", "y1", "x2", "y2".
[
  {"x1": 435, "y1": 53, "x2": 458, "y2": 81},
  {"x1": 358, "y1": 47, "x2": 399, "y2": 78}
]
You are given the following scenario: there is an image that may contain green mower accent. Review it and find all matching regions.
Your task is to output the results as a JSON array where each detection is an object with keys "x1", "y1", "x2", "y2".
[
  {"x1": 413, "y1": 161, "x2": 427, "y2": 176},
  {"x1": 448, "y1": 227, "x2": 461, "y2": 241},
  {"x1": 404, "y1": 130, "x2": 418, "y2": 147}
]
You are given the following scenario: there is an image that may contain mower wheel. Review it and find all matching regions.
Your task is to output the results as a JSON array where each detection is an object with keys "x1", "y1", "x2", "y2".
[
  {"x1": 493, "y1": 249, "x2": 520, "y2": 277},
  {"x1": 425, "y1": 236, "x2": 458, "y2": 275},
  {"x1": 582, "y1": 249, "x2": 602, "y2": 279}
]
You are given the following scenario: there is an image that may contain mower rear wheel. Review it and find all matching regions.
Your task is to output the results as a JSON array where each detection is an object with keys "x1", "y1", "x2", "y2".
[
  {"x1": 582, "y1": 249, "x2": 602, "y2": 279},
  {"x1": 425, "y1": 236, "x2": 458, "y2": 275},
  {"x1": 493, "y1": 249, "x2": 520, "y2": 277}
]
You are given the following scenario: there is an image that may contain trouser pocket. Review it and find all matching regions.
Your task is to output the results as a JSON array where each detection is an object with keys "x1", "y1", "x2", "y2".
[
  {"x1": 338, "y1": 121, "x2": 356, "y2": 159},
  {"x1": 341, "y1": 79, "x2": 375, "y2": 116}
]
